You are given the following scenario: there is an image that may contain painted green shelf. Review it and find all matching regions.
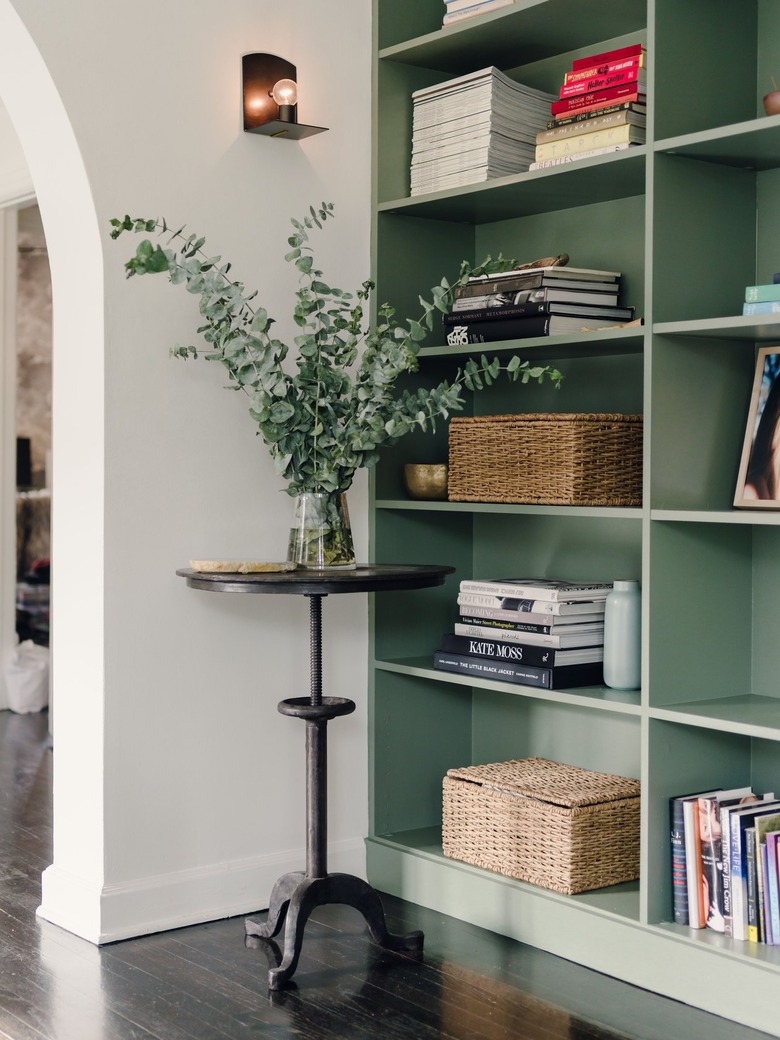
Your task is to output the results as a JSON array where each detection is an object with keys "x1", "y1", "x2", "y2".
[
  {"x1": 651, "y1": 697, "x2": 780, "y2": 741},
  {"x1": 371, "y1": 1, "x2": 780, "y2": 1033},
  {"x1": 655, "y1": 116, "x2": 780, "y2": 170},
  {"x1": 368, "y1": 827, "x2": 641, "y2": 922},
  {"x1": 378, "y1": 149, "x2": 646, "y2": 221},
  {"x1": 376, "y1": 656, "x2": 641, "y2": 714}
]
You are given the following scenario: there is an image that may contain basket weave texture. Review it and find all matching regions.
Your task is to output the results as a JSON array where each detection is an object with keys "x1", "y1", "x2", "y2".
[
  {"x1": 442, "y1": 757, "x2": 640, "y2": 895},
  {"x1": 447, "y1": 413, "x2": 643, "y2": 506}
]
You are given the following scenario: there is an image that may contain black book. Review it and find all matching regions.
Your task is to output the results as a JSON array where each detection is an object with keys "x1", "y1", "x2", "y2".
[
  {"x1": 433, "y1": 651, "x2": 604, "y2": 689},
  {"x1": 440, "y1": 632, "x2": 602, "y2": 667},
  {"x1": 445, "y1": 314, "x2": 632, "y2": 345},
  {"x1": 444, "y1": 299, "x2": 633, "y2": 325}
]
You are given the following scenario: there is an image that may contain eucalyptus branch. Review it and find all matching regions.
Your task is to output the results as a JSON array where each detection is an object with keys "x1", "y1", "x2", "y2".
[{"x1": 111, "y1": 202, "x2": 562, "y2": 496}]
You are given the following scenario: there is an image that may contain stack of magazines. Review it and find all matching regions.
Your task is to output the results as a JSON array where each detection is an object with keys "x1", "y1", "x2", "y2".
[{"x1": 410, "y1": 67, "x2": 556, "y2": 196}]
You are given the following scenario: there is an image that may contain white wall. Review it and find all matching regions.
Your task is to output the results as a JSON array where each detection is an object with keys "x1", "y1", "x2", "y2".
[{"x1": 0, "y1": 0, "x2": 372, "y2": 941}]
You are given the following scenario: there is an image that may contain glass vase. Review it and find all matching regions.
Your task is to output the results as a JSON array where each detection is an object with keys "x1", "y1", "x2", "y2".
[{"x1": 286, "y1": 491, "x2": 356, "y2": 570}]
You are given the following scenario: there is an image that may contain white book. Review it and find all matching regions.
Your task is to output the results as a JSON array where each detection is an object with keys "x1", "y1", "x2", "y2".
[
  {"x1": 529, "y1": 144, "x2": 637, "y2": 170},
  {"x1": 443, "y1": 1, "x2": 517, "y2": 26},
  {"x1": 457, "y1": 592, "x2": 605, "y2": 614},
  {"x1": 459, "y1": 578, "x2": 613, "y2": 601},
  {"x1": 453, "y1": 622, "x2": 603, "y2": 649}
]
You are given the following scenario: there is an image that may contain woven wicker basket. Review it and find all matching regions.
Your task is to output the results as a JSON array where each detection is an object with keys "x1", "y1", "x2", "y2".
[
  {"x1": 447, "y1": 413, "x2": 643, "y2": 506},
  {"x1": 442, "y1": 757, "x2": 640, "y2": 894}
]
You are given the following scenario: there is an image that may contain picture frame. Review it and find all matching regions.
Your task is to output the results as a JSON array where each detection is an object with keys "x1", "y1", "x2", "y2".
[{"x1": 734, "y1": 347, "x2": 780, "y2": 508}]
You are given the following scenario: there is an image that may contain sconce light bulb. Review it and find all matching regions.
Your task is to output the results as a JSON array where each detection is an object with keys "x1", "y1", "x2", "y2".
[{"x1": 271, "y1": 78, "x2": 298, "y2": 107}]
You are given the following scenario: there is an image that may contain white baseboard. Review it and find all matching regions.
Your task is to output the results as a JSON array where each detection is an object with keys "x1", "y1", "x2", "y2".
[{"x1": 38, "y1": 836, "x2": 366, "y2": 944}]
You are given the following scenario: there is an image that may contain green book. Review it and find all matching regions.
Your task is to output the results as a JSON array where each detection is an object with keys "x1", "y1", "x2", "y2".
[{"x1": 744, "y1": 283, "x2": 780, "y2": 303}]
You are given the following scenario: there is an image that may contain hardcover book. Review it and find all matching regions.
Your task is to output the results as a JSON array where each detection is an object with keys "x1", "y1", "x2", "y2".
[
  {"x1": 529, "y1": 144, "x2": 637, "y2": 170},
  {"x1": 459, "y1": 611, "x2": 604, "y2": 634},
  {"x1": 460, "y1": 578, "x2": 613, "y2": 601},
  {"x1": 535, "y1": 123, "x2": 645, "y2": 161},
  {"x1": 453, "y1": 621, "x2": 603, "y2": 649},
  {"x1": 570, "y1": 43, "x2": 646, "y2": 71},
  {"x1": 439, "y1": 632, "x2": 603, "y2": 667},
  {"x1": 559, "y1": 68, "x2": 646, "y2": 99},
  {"x1": 744, "y1": 283, "x2": 780, "y2": 304},
  {"x1": 456, "y1": 592, "x2": 605, "y2": 615},
  {"x1": 538, "y1": 106, "x2": 646, "y2": 143},
  {"x1": 446, "y1": 313, "x2": 633, "y2": 345},
  {"x1": 551, "y1": 84, "x2": 647, "y2": 116},
  {"x1": 433, "y1": 650, "x2": 604, "y2": 689},
  {"x1": 550, "y1": 92, "x2": 647, "y2": 119},
  {"x1": 446, "y1": 300, "x2": 632, "y2": 326},
  {"x1": 563, "y1": 55, "x2": 645, "y2": 85},
  {"x1": 547, "y1": 101, "x2": 646, "y2": 130}
]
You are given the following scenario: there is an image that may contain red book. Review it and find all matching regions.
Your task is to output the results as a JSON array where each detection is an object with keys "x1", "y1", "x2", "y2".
[
  {"x1": 564, "y1": 56, "x2": 644, "y2": 85},
  {"x1": 551, "y1": 85, "x2": 646, "y2": 117},
  {"x1": 571, "y1": 43, "x2": 646, "y2": 71},
  {"x1": 559, "y1": 67, "x2": 645, "y2": 99}
]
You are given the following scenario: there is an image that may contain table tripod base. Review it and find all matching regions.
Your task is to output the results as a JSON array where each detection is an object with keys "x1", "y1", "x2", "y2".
[{"x1": 245, "y1": 871, "x2": 424, "y2": 990}]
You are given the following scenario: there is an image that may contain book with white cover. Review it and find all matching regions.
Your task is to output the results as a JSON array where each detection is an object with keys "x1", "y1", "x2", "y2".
[
  {"x1": 459, "y1": 578, "x2": 613, "y2": 601},
  {"x1": 454, "y1": 622, "x2": 603, "y2": 648}
]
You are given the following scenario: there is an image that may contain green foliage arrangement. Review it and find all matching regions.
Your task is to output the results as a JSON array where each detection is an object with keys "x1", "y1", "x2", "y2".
[{"x1": 110, "y1": 202, "x2": 561, "y2": 498}]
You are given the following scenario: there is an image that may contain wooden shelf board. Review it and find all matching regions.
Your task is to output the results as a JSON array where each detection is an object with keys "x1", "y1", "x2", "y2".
[
  {"x1": 650, "y1": 695, "x2": 780, "y2": 741},
  {"x1": 369, "y1": 826, "x2": 641, "y2": 921},
  {"x1": 378, "y1": 150, "x2": 646, "y2": 223},
  {"x1": 379, "y1": 0, "x2": 646, "y2": 73},
  {"x1": 375, "y1": 656, "x2": 641, "y2": 714},
  {"x1": 656, "y1": 117, "x2": 780, "y2": 171}
]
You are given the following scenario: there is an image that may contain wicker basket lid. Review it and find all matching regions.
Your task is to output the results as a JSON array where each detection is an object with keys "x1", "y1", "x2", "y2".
[{"x1": 445, "y1": 757, "x2": 640, "y2": 808}]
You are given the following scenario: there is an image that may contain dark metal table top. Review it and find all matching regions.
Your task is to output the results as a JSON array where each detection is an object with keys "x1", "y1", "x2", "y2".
[{"x1": 176, "y1": 563, "x2": 455, "y2": 596}]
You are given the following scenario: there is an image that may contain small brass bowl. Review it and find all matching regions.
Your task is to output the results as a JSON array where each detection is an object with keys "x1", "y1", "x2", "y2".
[{"x1": 403, "y1": 463, "x2": 449, "y2": 500}]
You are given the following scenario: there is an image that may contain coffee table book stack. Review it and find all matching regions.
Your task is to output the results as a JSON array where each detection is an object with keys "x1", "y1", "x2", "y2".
[
  {"x1": 372, "y1": 1, "x2": 780, "y2": 1034},
  {"x1": 435, "y1": 578, "x2": 610, "y2": 690},
  {"x1": 443, "y1": 264, "x2": 636, "y2": 345}
]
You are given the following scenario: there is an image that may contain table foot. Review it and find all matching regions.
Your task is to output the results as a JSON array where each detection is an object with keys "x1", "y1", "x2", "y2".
[
  {"x1": 245, "y1": 871, "x2": 304, "y2": 941},
  {"x1": 248, "y1": 872, "x2": 424, "y2": 990}
]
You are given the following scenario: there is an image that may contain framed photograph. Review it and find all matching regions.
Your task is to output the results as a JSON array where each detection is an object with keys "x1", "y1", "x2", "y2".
[{"x1": 734, "y1": 348, "x2": 780, "y2": 507}]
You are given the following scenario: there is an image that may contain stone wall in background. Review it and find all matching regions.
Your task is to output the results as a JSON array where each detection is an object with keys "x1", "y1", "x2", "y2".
[{"x1": 16, "y1": 203, "x2": 51, "y2": 488}]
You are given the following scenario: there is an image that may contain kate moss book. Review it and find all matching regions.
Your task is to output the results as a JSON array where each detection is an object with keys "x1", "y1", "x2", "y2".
[
  {"x1": 433, "y1": 651, "x2": 604, "y2": 689},
  {"x1": 440, "y1": 632, "x2": 603, "y2": 667}
]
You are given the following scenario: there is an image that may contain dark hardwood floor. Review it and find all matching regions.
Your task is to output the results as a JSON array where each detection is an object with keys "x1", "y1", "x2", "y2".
[{"x1": 0, "y1": 709, "x2": 772, "y2": 1040}]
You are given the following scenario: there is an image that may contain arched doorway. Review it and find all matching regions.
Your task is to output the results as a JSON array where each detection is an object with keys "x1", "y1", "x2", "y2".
[{"x1": 0, "y1": 0, "x2": 107, "y2": 940}]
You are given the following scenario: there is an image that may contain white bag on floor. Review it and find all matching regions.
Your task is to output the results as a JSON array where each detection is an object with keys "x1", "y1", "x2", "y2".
[{"x1": 4, "y1": 639, "x2": 49, "y2": 713}]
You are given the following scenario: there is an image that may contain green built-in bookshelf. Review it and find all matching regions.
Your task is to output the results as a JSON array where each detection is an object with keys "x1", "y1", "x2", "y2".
[{"x1": 368, "y1": 1, "x2": 780, "y2": 1035}]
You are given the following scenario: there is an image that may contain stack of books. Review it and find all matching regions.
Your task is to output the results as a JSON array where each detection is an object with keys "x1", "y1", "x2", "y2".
[
  {"x1": 434, "y1": 578, "x2": 613, "y2": 689},
  {"x1": 743, "y1": 276, "x2": 780, "y2": 315},
  {"x1": 442, "y1": 0, "x2": 515, "y2": 27},
  {"x1": 670, "y1": 786, "x2": 780, "y2": 943},
  {"x1": 410, "y1": 67, "x2": 556, "y2": 196},
  {"x1": 444, "y1": 264, "x2": 634, "y2": 344},
  {"x1": 530, "y1": 43, "x2": 647, "y2": 171}
]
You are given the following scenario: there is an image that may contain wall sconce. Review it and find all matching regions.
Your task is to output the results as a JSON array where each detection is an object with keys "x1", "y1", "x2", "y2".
[{"x1": 242, "y1": 53, "x2": 327, "y2": 140}]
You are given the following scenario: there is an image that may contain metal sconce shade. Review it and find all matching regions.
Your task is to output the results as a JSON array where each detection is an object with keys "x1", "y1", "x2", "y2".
[{"x1": 242, "y1": 53, "x2": 327, "y2": 140}]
